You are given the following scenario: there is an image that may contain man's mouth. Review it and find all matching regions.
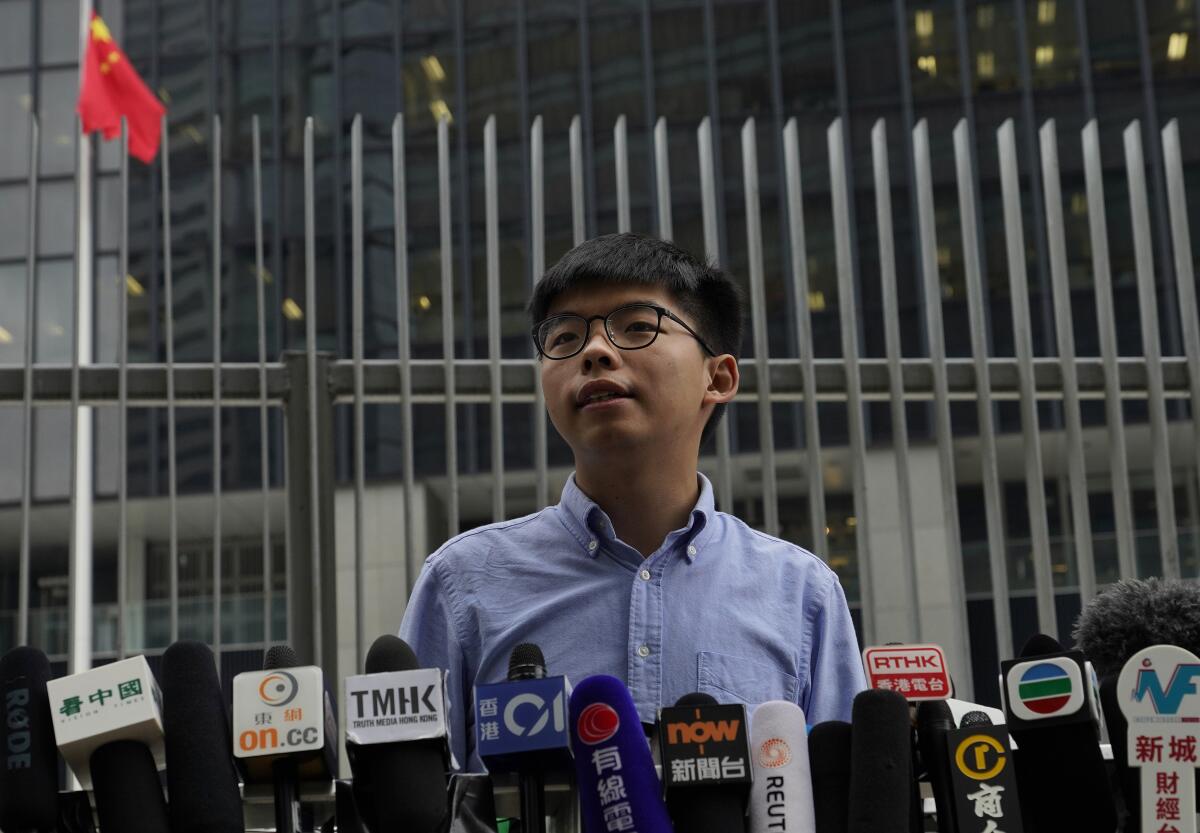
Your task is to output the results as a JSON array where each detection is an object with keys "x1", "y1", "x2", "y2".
[{"x1": 585, "y1": 392, "x2": 626, "y2": 404}]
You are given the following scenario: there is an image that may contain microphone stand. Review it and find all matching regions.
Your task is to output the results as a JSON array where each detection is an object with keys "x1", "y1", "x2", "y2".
[{"x1": 519, "y1": 767, "x2": 546, "y2": 833}]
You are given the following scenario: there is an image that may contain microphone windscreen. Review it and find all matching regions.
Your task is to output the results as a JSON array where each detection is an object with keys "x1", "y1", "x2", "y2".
[
  {"x1": 568, "y1": 675, "x2": 671, "y2": 833},
  {"x1": 915, "y1": 700, "x2": 955, "y2": 833},
  {"x1": 354, "y1": 635, "x2": 448, "y2": 833},
  {"x1": 1073, "y1": 577, "x2": 1200, "y2": 678},
  {"x1": 161, "y1": 641, "x2": 244, "y2": 833},
  {"x1": 0, "y1": 646, "x2": 59, "y2": 833},
  {"x1": 675, "y1": 692, "x2": 718, "y2": 707},
  {"x1": 364, "y1": 635, "x2": 418, "y2": 674},
  {"x1": 958, "y1": 710, "x2": 993, "y2": 727},
  {"x1": 1019, "y1": 633, "x2": 1065, "y2": 657},
  {"x1": 847, "y1": 689, "x2": 910, "y2": 833},
  {"x1": 808, "y1": 721, "x2": 851, "y2": 833},
  {"x1": 748, "y1": 701, "x2": 814, "y2": 833},
  {"x1": 263, "y1": 644, "x2": 300, "y2": 670},
  {"x1": 507, "y1": 643, "x2": 547, "y2": 681},
  {"x1": 90, "y1": 740, "x2": 170, "y2": 833}
]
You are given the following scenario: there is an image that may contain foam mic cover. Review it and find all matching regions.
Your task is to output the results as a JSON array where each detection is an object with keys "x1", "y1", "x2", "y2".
[
  {"x1": 847, "y1": 689, "x2": 911, "y2": 833},
  {"x1": 264, "y1": 644, "x2": 301, "y2": 669},
  {"x1": 957, "y1": 711, "x2": 992, "y2": 727},
  {"x1": 161, "y1": 641, "x2": 244, "y2": 833},
  {"x1": 349, "y1": 635, "x2": 448, "y2": 833},
  {"x1": 568, "y1": 675, "x2": 671, "y2": 833},
  {"x1": 808, "y1": 721, "x2": 851, "y2": 833},
  {"x1": 0, "y1": 646, "x2": 59, "y2": 833},
  {"x1": 748, "y1": 701, "x2": 815, "y2": 833},
  {"x1": 916, "y1": 700, "x2": 956, "y2": 833},
  {"x1": 1073, "y1": 576, "x2": 1200, "y2": 678},
  {"x1": 1019, "y1": 633, "x2": 1064, "y2": 658},
  {"x1": 89, "y1": 739, "x2": 170, "y2": 833}
]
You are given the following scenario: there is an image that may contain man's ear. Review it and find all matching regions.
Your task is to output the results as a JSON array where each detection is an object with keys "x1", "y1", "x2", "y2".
[{"x1": 703, "y1": 354, "x2": 739, "y2": 406}]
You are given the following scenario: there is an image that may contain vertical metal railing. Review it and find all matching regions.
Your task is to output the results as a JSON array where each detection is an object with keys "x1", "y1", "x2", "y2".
[{"x1": 2, "y1": 108, "x2": 1199, "y2": 701}]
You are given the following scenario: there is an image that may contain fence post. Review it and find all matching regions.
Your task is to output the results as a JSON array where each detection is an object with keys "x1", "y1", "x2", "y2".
[{"x1": 283, "y1": 350, "x2": 339, "y2": 680}]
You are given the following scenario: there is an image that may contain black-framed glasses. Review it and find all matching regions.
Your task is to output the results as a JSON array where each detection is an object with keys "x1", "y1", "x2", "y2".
[{"x1": 532, "y1": 303, "x2": 717, "y2": 360}]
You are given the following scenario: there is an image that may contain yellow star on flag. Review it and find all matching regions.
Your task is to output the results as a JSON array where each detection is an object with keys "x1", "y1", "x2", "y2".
[{"x1": 90, "y1": 15, "x2": 112, "y2": 42}]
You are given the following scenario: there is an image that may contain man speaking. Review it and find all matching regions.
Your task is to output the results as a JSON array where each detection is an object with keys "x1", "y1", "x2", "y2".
[{"x1": 401, "y1": 232, "x2": 867, "y2": 771}]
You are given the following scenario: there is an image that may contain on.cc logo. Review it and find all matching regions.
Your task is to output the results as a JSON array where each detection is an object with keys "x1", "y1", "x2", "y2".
[{"x1": 259, "y1": 671, "x2": 299, "y2": 707}]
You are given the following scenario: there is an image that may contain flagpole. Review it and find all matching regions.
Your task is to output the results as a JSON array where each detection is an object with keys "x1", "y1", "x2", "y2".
[{"x1": 71, "y1": 0, "x2": 94, "y2": 678}]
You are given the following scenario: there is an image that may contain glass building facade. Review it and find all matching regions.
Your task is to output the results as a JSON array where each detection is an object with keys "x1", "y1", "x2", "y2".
[{"x1": 2, "y1": 0, "x2": 1200, "y2": 702}]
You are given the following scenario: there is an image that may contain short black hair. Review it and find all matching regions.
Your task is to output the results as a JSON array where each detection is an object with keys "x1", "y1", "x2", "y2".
[{"x1": 528, "y1": 232, "x2": 744, "y2": 447}]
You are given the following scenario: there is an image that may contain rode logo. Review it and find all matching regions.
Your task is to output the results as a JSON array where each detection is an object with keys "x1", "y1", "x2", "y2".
[
  {"x1": 259, "y1": 671, "x2": 299, "y2": 707},
  {"x1": 576, "y1": 703, "x2": 620, "y2": 745},
  {"x1": 238, "y1": 725, "x2": 320, "y2": 752},
  {"x1": 666, "y1": 718, "x2": 741, "y2": 745},
  {"x1": 758, "y1": 737, "x2": 791, "y2": 768},
  {"x1": 4, "y1": 687, "x2": 31, "y2": 770}
]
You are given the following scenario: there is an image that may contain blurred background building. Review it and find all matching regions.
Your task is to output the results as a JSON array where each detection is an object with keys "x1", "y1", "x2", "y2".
[{"x1": 1, "y1": 0, "x2": 1199, "y2": 705}]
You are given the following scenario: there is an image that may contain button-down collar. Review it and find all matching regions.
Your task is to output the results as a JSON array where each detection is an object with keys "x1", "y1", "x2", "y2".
[{"x1": 557, "y1": 472, "x2": 715, "y2": 561}]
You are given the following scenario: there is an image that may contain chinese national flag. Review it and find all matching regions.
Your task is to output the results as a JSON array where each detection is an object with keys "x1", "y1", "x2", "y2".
[{"x1": 77, "y1": 12, "x2": 165, "y2": 163}]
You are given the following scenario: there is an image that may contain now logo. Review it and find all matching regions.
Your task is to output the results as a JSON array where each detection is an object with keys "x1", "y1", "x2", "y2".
[{"x1": 666, "y1": 718, "x2": 741, "y2": 745}]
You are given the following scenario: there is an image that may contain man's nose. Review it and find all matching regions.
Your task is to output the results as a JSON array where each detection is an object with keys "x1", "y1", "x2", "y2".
[{"x1": 579, "y1": 324, "x2": 620, "y2": 368}]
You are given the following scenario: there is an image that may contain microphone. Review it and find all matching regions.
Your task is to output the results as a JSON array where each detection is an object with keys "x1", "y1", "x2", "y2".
[
  {"x1": 343, "y1": 634, "x2": 450, "y2": 833},
  {"x1": 748, "y1": 700, "x2": 814, "y2": 833},
  {"x1": 161, "y1": 641, "x2": 244, "y2": 833},
  {"x1": 0, "y1": 646, "x2": 60, "y2": 833},
  {"x1": 509, "y1": 644, "x2": 550, "y2": 833},
  {"x1": 45, "y1": 655, "x2": 168, "y2": 833},
  {"x1": 958, "y1": 710, "x2": 993, "y2": 727},
  {"x1": 1000, "y1": 635, "x2": 1115, "y2": 833},
  {"x1": 847, "y1": 688, "x2": 911, "y2": 833},
  {"x1": 807, "y1": 721, "x2": 851, "y2": 833},
  {"x1": 659, "y1": 692, "x2": 751, "y2": 833},
  {"x1": 916, "y1": 700, "x2": 957, "y2": 833},
  {"x1": 232, "y1": 644, "x2": 338, "y2": 833},
  {"x1": 568, "y1": 675, "x2": 671, "y2": 833},
  {"x1": 941, "y1": 707, "x2": 1024, "y2": 833},
  {"x1": 1073, "y1": 576, "x2": 1200, "y2": 680}
]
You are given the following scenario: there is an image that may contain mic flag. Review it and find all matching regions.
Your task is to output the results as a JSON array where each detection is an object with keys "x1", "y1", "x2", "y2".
[
  {"x1": 568, "y1": 675, "x2": 671, "y2": 833},
  {"x1": 748, "y1": 701, "x2": 815, "y2": 833},
  {"x1": 1118, "y1": 644, "x2": 1200, "y2": 833},
  {"x1": 45, "y1": 654, "x2": 164, "y2": 788},
  {"x1": 659, "y1": 692, "x2": 751, "y2": 833},
  {"x1": 0, "y1": 646, "x2": 59, "y2": 833},
  {"x1": 77, "y1": 12, "x2": 165, "y2": 162},
  {"x1": 861, "y1": 644, "x2": 952, "y2": 701},
  {"x1": 232, "y1": 662, "x2": 337, "y2": 782},
  {"x1": 943, "y1": 722, "x2": 1024, "y2": 833},
  {"x1": 474, "y1": 674, "x2": 572, "y2": 771}
]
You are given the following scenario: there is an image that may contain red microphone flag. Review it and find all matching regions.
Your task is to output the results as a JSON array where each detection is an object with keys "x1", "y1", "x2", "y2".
[{"x1": 77, "y1": 12, "x2": 165, "y2": 163}]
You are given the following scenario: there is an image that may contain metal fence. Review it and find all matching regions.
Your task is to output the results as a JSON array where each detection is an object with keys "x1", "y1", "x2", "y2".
[{"x1": 1, "y1": 107, "x2": 1198, "y2": 698}]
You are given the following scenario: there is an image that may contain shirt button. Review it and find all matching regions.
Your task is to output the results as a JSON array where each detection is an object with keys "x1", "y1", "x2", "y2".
[
  {"x1": 587, "y1": 540, "x2": 598, "y2": 552},
  {"x1": 687, "y1": 545, "x2": 698, "y2": 556},
  {"x1": 639, "y1": 569, "x2": 651, "y2": 581},
  {"x1": 637, "y1": 645, "x2": 651, "y2": 658}
]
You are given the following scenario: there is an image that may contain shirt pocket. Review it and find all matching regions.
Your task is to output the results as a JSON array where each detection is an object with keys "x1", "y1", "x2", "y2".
[{"x1": 697, "y1": 650, "x2": 800, "y2": 707}]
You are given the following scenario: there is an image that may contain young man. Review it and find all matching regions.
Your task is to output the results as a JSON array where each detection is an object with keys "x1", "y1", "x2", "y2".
[{"x1": 400, "y1": 232, "x2": 866, "y2": 771}]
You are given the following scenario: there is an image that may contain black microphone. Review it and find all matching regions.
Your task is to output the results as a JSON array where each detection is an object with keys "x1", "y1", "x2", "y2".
[
  {"x1": 916, "y1": 700, "x2": 957, "y2": 833},
  {"x1": 0, "y1": 646, "x2": 60, "y2": 833},
  {"x1": 847, "y1": 688, "x2": 911, "y2": 833},
  {"x1": 808, "y1": 721, "x2": 851, "y2": 833},
  {"x1": 232, "y1": 645, "x2": 338, "y2": 833},
  {"x1": 957, "y1": 711, "x2": 992, "y2": 727},
  {"x1": 508, "y1": 644, "x2": 549, "y2": 833},
  {"x1": 1099, "y1": 673, "x2": 1139, "y2": 833},
  {"x1": 659, "y1": 691, "x2": 751, "y2": 833},
  {"x1": 1001, "y1": 634, "x2": 1115, "y2": 833},
  {"x1": 161, "y1": 641, "x2": 244, "y2": 833},
  {"x1": 344, "y1": 635, "x2": 449, "y2": 833},
  {"x1": 45, "y1": 655, "x2": 168, "y2": 833}
]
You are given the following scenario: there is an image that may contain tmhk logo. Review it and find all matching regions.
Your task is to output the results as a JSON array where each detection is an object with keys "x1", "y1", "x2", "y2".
[{"x1": 1133, "y1": 661, "x2": 1200, "y2": 715}]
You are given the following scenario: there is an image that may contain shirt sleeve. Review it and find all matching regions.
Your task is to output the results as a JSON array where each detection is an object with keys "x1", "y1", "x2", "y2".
[
  {"x1": 803, "y1": 572, "x2": 868, "y2": 724},
  {"x1": 399, "y1": 558, "x2": 473, "y2": 771}
]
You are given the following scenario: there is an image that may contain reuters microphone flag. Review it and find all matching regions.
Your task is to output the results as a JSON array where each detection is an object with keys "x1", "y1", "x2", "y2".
[{"x1": 77, "y1": 12, "x2": 165, "y2": 163}]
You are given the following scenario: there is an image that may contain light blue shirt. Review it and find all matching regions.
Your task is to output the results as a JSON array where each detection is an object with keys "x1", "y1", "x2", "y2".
[{"x1": 399, "y1": 473, "x2": 867, "y2": 771}]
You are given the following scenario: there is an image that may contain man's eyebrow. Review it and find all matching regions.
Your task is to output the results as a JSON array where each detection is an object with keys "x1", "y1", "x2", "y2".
[{"x1": 550, "y1": 299, "x2": 662, "y2": 316}]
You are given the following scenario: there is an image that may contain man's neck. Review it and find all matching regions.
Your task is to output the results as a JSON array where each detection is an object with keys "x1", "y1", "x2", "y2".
[{"x1": 574, "y1": 457, "x2": 701, "y2": 558}]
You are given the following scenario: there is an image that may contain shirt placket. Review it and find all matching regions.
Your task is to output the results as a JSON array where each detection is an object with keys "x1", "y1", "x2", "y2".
[{"x1": 625, "y1": 555, "x2": 665, "y2": 721}]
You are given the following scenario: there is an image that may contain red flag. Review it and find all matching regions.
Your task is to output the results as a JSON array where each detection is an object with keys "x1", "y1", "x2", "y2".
[{"x1": 77, "y1": 12, "x2": 165, "y2": 163}]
